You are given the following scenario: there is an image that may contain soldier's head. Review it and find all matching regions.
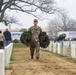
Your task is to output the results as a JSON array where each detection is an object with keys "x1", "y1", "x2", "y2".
[
  {"x1": 6, "y1": 28, "x2": 8, "y2": 31},
  {"x1": 33, "y1": 19, "x2": 38, "y2": 26}
]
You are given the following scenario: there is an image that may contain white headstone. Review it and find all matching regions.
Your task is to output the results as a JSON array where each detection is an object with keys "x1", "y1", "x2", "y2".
[
  {"x1": 46, "y1": 46, "x2": 49, "y2": 51},
  {"x1": 63, "y1": 44, "x2": 67, "y2": 56},
  {"x1": 57, "y1": 43, "x2": 61, "y2": 54},
  {"x1": 0, "y1": 50, "x2": 4, "y2": 75},
  {"x1": 66, "y1": 41, "x2": 70, "y2": 48},
  {"x1": 71, "y1": 44, "x2": 76, "y2": 58},
  {"x1": 5, "y1": 43, "x2": 13, "y2": 68},
  {"x1": 53, "y1": 42, "x2": 56, "y2": 53},
  {"x1": 49, "y1": 42, "x2": 52, "y2": 51}
]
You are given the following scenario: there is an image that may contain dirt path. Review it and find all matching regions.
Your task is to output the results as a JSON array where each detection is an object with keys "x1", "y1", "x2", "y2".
[{"x1": 5, "y1": 47, "x2": 76, "y2": 75}]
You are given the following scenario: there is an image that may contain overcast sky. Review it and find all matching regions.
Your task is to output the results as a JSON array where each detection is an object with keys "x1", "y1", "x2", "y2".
[{"x1": 0, "y1": 0, "x2": 76, "y2": 30}]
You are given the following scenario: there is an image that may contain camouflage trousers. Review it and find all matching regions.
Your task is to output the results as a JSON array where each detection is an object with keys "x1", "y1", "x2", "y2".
[{"x1": 30, "y1": 42, "x2": 40, "y2": 59}]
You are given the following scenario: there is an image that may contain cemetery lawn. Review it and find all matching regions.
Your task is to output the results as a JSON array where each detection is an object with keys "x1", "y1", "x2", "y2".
[{"x1": 5, "y1": 43, "x2": 76, "y2": 75}]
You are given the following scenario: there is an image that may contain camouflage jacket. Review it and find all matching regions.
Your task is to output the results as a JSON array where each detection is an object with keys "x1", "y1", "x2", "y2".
[{"x1": 28, "y1": 26, "x2": 42, "y2": 43}]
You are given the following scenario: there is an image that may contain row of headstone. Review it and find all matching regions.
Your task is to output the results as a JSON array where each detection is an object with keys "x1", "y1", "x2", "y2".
[
  {"x1": 46, "y1": 41, "x2": 76, "y2": 58},
  {"x1": 63, "y1": 41, "x2": 76, "y2": 48},
  {"x1": 5, "y1": 43, "x2": 13, "y2": 68},
  {"x1": 0, "y1": 43, "x2": 13, "y2": 75}
]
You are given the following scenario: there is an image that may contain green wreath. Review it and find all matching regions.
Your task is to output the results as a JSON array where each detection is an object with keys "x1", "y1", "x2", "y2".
[
  {"x1": 20, "y1": 31, "x2": 32, "y2": 46},
  {"x1": 20, "y1": 31, "x2": 50, "y2": 48},
  {"x1": 39, "y1": 35, "x2": 50, "y2": 48}
]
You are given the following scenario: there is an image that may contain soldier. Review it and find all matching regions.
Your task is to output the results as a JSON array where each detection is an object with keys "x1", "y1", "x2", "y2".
[{"x1": 28, "y1": 19, "x2": 42, "y2": 60}]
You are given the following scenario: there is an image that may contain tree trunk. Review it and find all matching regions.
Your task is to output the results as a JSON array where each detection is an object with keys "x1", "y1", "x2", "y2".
[{"x1": 0, "y1": 0, "x2": 3, "y2": 12}]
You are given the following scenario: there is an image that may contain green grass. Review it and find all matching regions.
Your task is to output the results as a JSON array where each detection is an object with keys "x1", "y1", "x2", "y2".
[
  {"x1": 10, "y1": 54, "x2": 14, "y2": 61},
  {"x1": 67, "y1": 57, "x2": 73, "y2": 60},
  {"x1": 10, "y1": 47, "x2": 14, "y2": 61},
  {"x1": 5, "y1": 66, "x2": 12, "y2": 70},
  {"x1": 10, "y1": 43, "x2": 27, "y2": 61},
  {"x1": 13, "y1": 43, "x2": 27, "y2": 48}
]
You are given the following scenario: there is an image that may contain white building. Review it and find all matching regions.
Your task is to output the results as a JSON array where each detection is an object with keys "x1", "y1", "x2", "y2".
[{"x1": 11, "y1": 32, "x2": 23, "y2": 40}]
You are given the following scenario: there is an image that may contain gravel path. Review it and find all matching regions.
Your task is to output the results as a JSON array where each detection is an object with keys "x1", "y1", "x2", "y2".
[{"x1": 5, "y1": 47, "x2": 76, "y2": 75}]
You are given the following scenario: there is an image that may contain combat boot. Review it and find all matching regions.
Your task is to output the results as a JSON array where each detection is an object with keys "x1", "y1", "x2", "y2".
[
  {"x1": 31, "y1": 56, "x2": 33, "y2": 59},
  {"x1": 36, "y1": 57, "x2": 39, "y2": 60}
]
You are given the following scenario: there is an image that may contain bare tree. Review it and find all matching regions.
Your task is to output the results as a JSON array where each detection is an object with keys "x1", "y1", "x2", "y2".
[
  {"x1": 57, "y1": 10, "x2": 76, "y2": 31},
  {"x1": 48, "y1": 10, "x2": 76, "y2": 39},
  {"x1": 0, "y1": 0, "x2": 57, "y2": 25}
]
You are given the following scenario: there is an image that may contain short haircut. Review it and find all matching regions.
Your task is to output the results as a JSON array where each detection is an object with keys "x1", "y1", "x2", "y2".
[{"x1": 34, "y1": 19, "x2": 38, "y2": 22}]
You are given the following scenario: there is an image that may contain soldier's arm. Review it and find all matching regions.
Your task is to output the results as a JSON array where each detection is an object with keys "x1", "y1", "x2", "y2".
[
  {"x1": 40, "y1": 27, "x2": 42, "y2": 33},
  {"x1": 28, "y1": 27, "x2": 32, "y2": 32},
  {"x1": 28, "y1": 27, "x2": 32, "y2": 34}
]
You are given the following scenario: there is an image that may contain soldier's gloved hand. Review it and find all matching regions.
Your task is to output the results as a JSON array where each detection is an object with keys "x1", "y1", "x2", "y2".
[{"x1": 35, "y1": 39, "x2": 39, "y2": 42}]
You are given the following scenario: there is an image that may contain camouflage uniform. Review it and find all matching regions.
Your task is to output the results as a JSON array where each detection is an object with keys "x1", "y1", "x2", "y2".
[{"x1": 28, "y1": 26, "x2": 42, "y2": 59}]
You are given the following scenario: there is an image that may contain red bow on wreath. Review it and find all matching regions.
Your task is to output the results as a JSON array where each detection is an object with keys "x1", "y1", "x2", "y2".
[{"x1": 30, "y1": 42, "x2": 36, "y2": 48}]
